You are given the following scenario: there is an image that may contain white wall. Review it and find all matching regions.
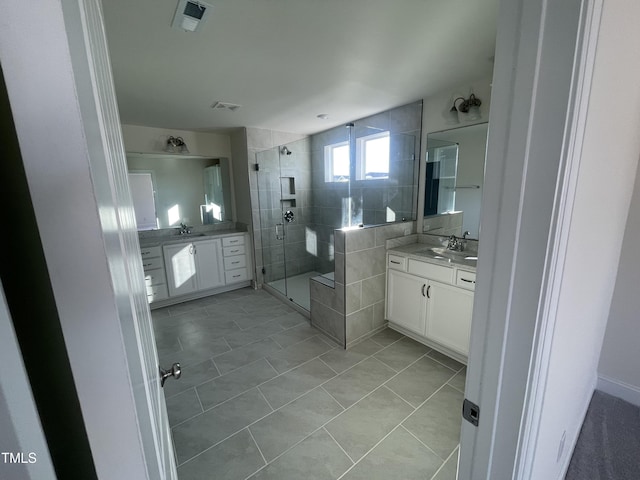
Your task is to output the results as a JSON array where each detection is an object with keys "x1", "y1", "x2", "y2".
[
  {"x1": 122, "y1": 124, "x2": 231, "y2": 157},
  {"x1": 528, "y1": 0, "x2": 640, "y2": 477},
  {"x1": 598, "y1": 162, "x2": 640, "y2": 406}
]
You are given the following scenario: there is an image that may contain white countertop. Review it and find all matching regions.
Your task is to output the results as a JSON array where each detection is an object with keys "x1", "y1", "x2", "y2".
[
  {"x1": 388, "y1": 242, "x2": 477, "y2": 272},
  {"x1": 139, "y1": 230, "x2": 246, "y2": 248}
]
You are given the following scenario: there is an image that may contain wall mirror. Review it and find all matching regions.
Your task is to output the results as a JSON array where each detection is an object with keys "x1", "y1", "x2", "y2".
[
  {"x1": 126, "y1": 153, "x2": 233, "y2": 231},
  {"x1": 423, "y1": 122, "x2": 488, "y2": 238}
]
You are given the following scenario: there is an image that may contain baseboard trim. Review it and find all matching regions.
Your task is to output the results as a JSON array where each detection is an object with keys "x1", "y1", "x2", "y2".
[{"x1": 597, "y1": 375, "x2": 640, "y2": 407}]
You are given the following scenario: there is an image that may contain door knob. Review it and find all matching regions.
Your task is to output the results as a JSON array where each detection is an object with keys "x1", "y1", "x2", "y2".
[{"x1": 159, "y1": 363, "x2": 181, "y2": 387}]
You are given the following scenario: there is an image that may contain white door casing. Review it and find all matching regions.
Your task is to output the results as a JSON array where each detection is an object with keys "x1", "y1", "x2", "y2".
[
  {"x1": 458, "y1": 0, "x2": 601, "y2": 478},
  {"x1": 0, "y1": 0, "x2": 177, "y2": 478}
]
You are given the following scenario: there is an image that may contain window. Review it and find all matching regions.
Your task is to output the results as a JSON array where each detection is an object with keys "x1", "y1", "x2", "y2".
[
  {"x1": 324, "y1": 141, "x2": 350, "y2": 182},
  {"x1": 357, "y1": 131, "x2": 390, "y2": 180},
  {"x1": 324, "y1": 131, "x2": 391, "y2": 183}
]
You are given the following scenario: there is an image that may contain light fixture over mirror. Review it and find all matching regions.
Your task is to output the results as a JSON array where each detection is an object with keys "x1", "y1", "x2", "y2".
[
  {"x1": 447, "y1": 94, "x2": 483, "y2": 124},
  {"x1": 165, "y1": 136, "x2": 190, "y2": 154}
]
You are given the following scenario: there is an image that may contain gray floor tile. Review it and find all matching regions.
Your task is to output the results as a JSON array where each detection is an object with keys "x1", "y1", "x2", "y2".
[
  {"x1": 385, "y1": 356, "x2": 457, "y2": 407},
  {"x1": 172, "y1": 388, "x2": 272, "y2": 464},
  {"x1": 167, "y1": 339, "x2": 231, "y2": 367},
  {"x1": 177, "y1": 429, "x2": 265, "y2": 480},
  {"x1": 151, "y1": 307, "x2": 171, "y2": 319},
  {"x1": 249, "y1": 429, "x2": 352, "y2": 480},
  {"x1": 432, "y1": 447, "x2": 459, "y2": 480},
  {"x1": 320, "y1": 339, "x2": 383, "y2": 374},
  {"x1": 369, "y1": 328, "x2": 404, "y2": 347},
  {"x1": 427, "y1": 350, "x2": 465, "y2": 372},
  {"x1": 250, "y1": 387, "x2": 344, "y2": 462},
  {"x1": 205, "y1": 301, "x2": 247, "y2": 317},
  {"x1": 259, "y1": 358, "x2": 337, "y2": 409},
  {"x1": 197, "y1": 359, "x2": 278, "y2": 410},
  {"x1": 274, "y1": 311, "x2": 309, "y2": 329},
  {"x1": 213, "y1": 338, "x2": 283, "y2": 374},
  {"x1": 322, "y1": 357, "x2": 396, "y2": 408},
  {"x1": 168, "y1": 302, "x2": 208, "y2": 317},
  {"x1": 374, "y1": 337, "x2": 430, "y2": 372},
  {"x1": 163, "y1": 358, "x2": 219, "y2": 398},
  {"x1": 189, "y1": 317, "x2": 243, "y2": 337},
  {"x1": 242, "y1": 295, "x2": 287, "y2": 312},
  {"x1": 223, "y1": 320, "x2": 285, "y2": 349},
  {"x1": 447, "y1": 368, "x2": 466, "y2": 393},
  {"x1": 402, "y1": 385, "x2": 463, "y2": 459},
  {"x1": 235, "y1": 305, "x2": 296, "y2": 329},
  {"x1": 341, "y1": 427, "x2": 442, "y2": 480},
  {"x1": 267, "y1": 336, "x2": 335, "y2": 374},
  {"x1": 213, "y1": 287, "x2": 256, "y2": 303},
  {"x1": 166, "y1": 388, "x2": 203, "y2": 426},
  {"x1": 270, "y1": 323, "x2": 316, "y2": 348},
  {"x1": 325, "y1": 387, "x2": 413, "y2": 462}
]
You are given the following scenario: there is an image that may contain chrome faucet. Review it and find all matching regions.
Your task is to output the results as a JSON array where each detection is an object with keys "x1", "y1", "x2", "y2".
[
  {"x1": 178, "y1": 222, "x2": 192, "y2": 235},
  {"x1": 447, "y1": 235, "x2": 461, "y2": 251}
]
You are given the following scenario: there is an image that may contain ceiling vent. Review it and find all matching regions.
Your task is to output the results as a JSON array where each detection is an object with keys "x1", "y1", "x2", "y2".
[
  {"x1": 211, "y1": 101, "x2": 242, "y2": 112},
  {"x1": 171, "y1": 0, "x2": 213, "y2": 32}
]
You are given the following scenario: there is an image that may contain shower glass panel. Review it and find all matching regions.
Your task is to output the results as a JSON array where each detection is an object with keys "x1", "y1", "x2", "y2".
[{"x1": 257, "y1": 137, "x2": 320, "y2": 311}]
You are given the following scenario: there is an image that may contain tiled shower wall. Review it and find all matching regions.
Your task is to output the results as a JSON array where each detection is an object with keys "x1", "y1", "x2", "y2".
[
  {"x1": 309, "y1": 101, "x2": 422, "y2": 272},
  {"x1": 254, "y1": 137, "x2": 316, "y2": 283},
  {"x1": 310, "y1": 221, "x2": 416, "y2": 348}
]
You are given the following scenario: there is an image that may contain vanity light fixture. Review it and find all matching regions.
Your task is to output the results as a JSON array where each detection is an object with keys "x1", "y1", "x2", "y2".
[
  {"x1": 447, "y1": 93, "x2": 482, "y2": 124},
  {"x1": 165, "y1": 136, "x2": 190, "y2": 154}
]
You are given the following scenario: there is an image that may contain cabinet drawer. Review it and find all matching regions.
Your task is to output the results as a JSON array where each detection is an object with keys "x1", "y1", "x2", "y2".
[
  {"x1": 224, "y1": 255, "x2": 247, "y2": 271},
  {"x1": 140, "y1": 246, "x2": 161, "y2": 258},
  {"x1": 222, "y1": 235, "x2": 245, "y2": 247},
  {"x1": 388, "y1": 254, "x2": 406, "y2": 271},
  {"x1": 225, "y1": 268, "x2": 248, "y2": 284},
  {"x1": 408, "y1": 259, "x2": 453, "y2": 284},
  {"x1": 141, "y1": 257, "x2": 164, "y2": 272},
  {"x1": 146, "y1": 284, "x2": 168, "y2": 303},
  {"x1": 144, "y1": 269, "x2": 166, "y2": 287},
  {"x1": 223, "y1": 244, "x2": 246, "y2": 257},
  {"x1": 455, "y1": 270, "x2": 476, "y2": 291}
]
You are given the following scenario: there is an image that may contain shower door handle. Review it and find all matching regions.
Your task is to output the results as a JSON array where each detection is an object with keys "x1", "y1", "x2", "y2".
[{"x1": 275, "y1": 223, "x2": 285, "y2": 240}]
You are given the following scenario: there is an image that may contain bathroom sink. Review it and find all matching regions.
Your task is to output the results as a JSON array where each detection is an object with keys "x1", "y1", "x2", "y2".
[
  {"x1": 418, "y1": 246, "x2": 478, "y2": 265},
  {"x1": 179, "y1": 233, "x2": 206, "y2": 237}
]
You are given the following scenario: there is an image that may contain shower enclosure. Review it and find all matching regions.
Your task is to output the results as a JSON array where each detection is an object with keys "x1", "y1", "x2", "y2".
[
  {"x1": 256, "y1": 137, "x2": 323, "y2": 311},
  {"x1": 256, "y1": 101, "x2": 422, "y2": 312}
]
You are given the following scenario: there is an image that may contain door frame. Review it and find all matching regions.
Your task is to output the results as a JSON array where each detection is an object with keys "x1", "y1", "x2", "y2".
[
  {"x1": 0, "y1": 0, "x2": 177, "y2": 478},
  {"x1": 458, "y1": 0, "x2": 602, "y2": 478}
]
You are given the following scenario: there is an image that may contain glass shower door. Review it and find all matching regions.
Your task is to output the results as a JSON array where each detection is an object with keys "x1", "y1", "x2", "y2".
[{"x1": 256, "y1": 147, "x2": 288, "y2": 298}]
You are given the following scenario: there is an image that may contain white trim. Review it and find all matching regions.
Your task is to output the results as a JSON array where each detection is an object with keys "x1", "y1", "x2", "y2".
[
  {"x1": 515, "y1": 0, "x2": 602, "y2": 478},
  {"x1": 597, "y1": 376, "x2": 640, "y2": 407},
  {"x1": 556, "y1": 375, "x2": 596, "y2": 480}
]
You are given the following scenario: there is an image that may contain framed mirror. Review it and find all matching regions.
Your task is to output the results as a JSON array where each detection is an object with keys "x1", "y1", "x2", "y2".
[
  {"x1": 126, "y1": 153, "x2": 233, "y2": 230},
  {"x1": 423, "y1": 122, "x2": 488, "y2": 238}
]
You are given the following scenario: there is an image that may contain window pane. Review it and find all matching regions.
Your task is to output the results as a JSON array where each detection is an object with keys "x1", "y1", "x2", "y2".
[
  {"x1": 364, "y1": 135, "x2": 389, "y2": 179},
  {"x1": 333, "y1": 144, "x2": 350, "y2": 180}
]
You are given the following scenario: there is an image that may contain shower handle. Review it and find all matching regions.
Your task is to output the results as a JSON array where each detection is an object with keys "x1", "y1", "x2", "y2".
[{"x1": 275, "y1": 223, "x2": 285, "y2": 240}]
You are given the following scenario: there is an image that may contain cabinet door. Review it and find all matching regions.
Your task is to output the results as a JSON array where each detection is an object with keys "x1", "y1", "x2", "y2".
[
  {"x1": 386, "y1": 269, "x2": 428, "y2": 336},
  {"x1": 426, "y1": 280, "x2": 474, "y2": 355},
  {"x1": 194, "y1": 239, "x2": 225, "y2": 290},
  {"x1": 163, "y1": 243, "x2": 197, "y2": 297}
]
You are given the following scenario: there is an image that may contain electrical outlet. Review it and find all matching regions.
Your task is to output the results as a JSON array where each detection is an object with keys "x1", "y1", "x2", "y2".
[{"x1": 557, "y1": 430, "x2": 566, "y2": 462}]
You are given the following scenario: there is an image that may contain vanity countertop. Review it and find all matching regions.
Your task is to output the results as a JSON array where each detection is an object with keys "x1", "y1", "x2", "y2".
[
  {"x1": 139, "y1": 229, "x2": 246, "y2": 248},
  {"x1": 388, "y1": 242, "x2": 477, "y2": 272}
]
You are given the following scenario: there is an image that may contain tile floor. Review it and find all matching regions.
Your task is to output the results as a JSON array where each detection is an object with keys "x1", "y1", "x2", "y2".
[{"x1": 153, "y1": 287, "x2": 465, "y2": 480}]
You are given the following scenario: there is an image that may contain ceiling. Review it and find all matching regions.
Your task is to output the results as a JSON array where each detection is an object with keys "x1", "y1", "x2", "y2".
[{"x1": 101, "y1": 0, "x2": 498, "y2": 135}]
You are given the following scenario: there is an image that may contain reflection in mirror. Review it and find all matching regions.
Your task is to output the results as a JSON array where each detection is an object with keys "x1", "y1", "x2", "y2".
[
  {"x1": 423, "y1": 123, "x2": 488, "y2": 238},
  {"x1": 127, "y1": 153, "x2": 233, "y2": 230}
]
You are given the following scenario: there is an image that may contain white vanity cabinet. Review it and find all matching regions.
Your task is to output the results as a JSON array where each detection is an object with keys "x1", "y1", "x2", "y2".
[
  {"x1": 386, "y1": 252, "x2": 475, "y2": 360},
  {"x1": 140, "y1": 245, "x2": 168, "y2": 303},
  {"x1": 163, "y1": 239, "x2": 225, "y2": 297}
]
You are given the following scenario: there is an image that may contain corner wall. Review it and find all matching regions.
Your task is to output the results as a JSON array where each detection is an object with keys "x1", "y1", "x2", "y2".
[{"x1": 598, "y1": 160, "x2": 640, "y2": 406}]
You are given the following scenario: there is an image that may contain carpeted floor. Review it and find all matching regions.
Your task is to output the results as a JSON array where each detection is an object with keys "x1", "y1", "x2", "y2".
[{"x1": 565, "y1": 390, "x2": 640, "y2": 480}]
